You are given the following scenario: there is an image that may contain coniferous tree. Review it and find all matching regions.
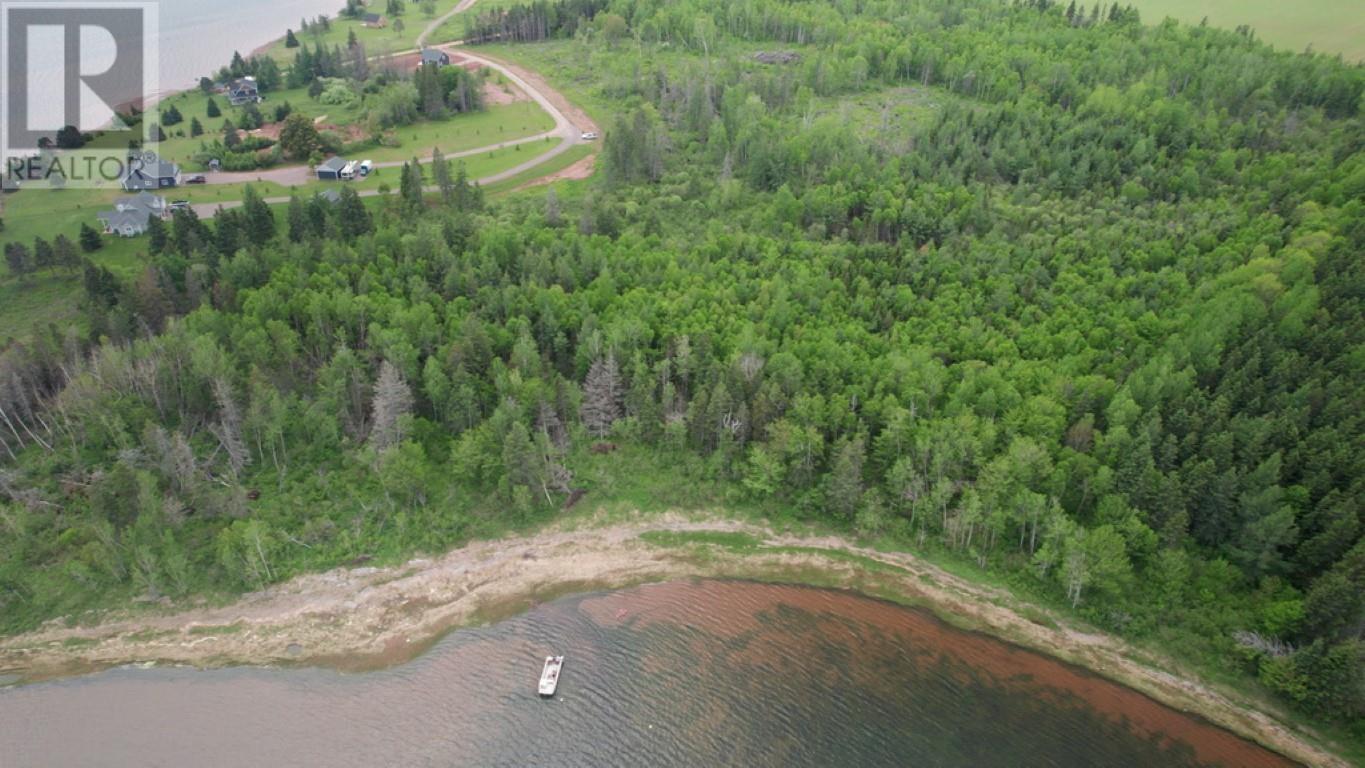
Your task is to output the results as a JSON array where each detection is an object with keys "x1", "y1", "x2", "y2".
[
  {"x1": 337, "y1": 186, "x2": 372, "y2": 240},
  {"x1": 432, "y1": 148, "x2": 453, "y2": 204},
  {"x1": 581, "y1": 353, "x2": 623, "y2": 437},
  {"x1": 79, "y1": 223, "x2": 103, "y2": 252},
  {"x1": 146, "y1": 215, "x2": 167, "y2": 255},
  {"x1": 286, "y1": 195, "x2": 308, "y2": 243},
  {"x1": 369, "y1": 361, "x2": 414, "y2": 451},
  {"x1": 32, "y1": 237, "x2": 54, "y2": 269},
  {"x1": 241, "y1": 185, "x2": 275, "y2": 243},
  {"x1": 400, "y1": 159, "x2": 424, "y2": 214}
]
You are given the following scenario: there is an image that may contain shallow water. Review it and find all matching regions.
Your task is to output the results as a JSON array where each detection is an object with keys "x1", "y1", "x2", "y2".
[{"x1": 0, "y1": 580, "x2": 1294, "y2": 767}]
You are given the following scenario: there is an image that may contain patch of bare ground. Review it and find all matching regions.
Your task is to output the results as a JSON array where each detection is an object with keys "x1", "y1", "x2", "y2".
[
  {"x1": 482, "y1": 80, "x2": 529, "y2": 106},
  {"x1": 0, "y1": 513, "x2": 1345, "y2": 767},
  {"x1": 513, "y1": 153, "x2": 598, "y2": 191}
]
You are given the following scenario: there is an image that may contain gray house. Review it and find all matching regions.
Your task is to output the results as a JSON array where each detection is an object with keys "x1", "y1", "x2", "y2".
[
  {"x1": 316, "y1": 156, "x2": 348, "y2": 181},
  {"x1": 421, "y1": 48, "x2": 451, "y2": 67},
  {"x1": 362, "y1": 13, "x2": 385, "y2": 27},
  {"x1": 122, "y1": 160, "x2": 181, "y2": 191},
  {"x1": 226, "y1": 77, "x2": 262, "y2": 106},
  {"x1": 316, "y1": 188, "x2": 343, "y2": 204},
  {"x1": 97, "y1": 191, "x2": 169, "y2": 237}
]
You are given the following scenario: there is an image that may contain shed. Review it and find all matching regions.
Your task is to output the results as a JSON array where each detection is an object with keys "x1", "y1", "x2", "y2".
[{"x1": 316, "y1": 156, "x2": 348, "y2": 181}]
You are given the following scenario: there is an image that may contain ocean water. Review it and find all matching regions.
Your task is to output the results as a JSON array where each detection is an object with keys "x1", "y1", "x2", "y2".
[
  {"x1": 15, "y1": 0, "x2": 339, "y2": 132},
  {"x1": 0, "y1": 581, "x2": 1297, "y2": 767}
]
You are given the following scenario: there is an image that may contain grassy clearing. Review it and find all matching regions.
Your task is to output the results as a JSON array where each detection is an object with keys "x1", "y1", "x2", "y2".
[
  {"x1": 363, "y1": 101, "x2": 555, "y2": 162},
  {"x1": 1125, "y1": 0, "x2": 1365, "y2": 61},
  {"x1": 483, "y1": 143, "x2": 596, "y2": 196},
  {"x1": 259, "y1": 1, "x2": 471, "y2": 63},
  {"x1": 638, "y1": 530, "x2": 762, "y2": 550},
  {"x1": 0, "y1": 188, "x2": 147, "y2": 342}
]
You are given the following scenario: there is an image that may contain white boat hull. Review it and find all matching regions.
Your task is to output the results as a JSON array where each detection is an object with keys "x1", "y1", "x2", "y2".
[{"x1": 539, "y1": 655, "x2": 564, "y2": 697}]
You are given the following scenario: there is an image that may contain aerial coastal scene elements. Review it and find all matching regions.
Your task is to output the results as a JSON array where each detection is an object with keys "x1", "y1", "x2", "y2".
[{"x1": 0, "y1": 1, "x2": 1361, "y2": 766}]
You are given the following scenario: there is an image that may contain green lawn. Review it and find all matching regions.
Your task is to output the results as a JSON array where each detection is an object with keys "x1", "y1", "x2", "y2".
[
  {"x1": 354, "y1": 100, "x2": 554, "y2": 163},
  {"x1": 259, "y1": 0, "x2": 467, "y2": 62},
  {"x1": 141, "y1": 85, "x2": 367, "y2": 169},
  {"x1": 483, "y1": 142, "x2": 596, "y2": 196},
  {"x1": 426, "y1": 0, "x2": 526, "y2": 45},
  {"x1": 0, "y1": 188, "x2": 147, "y2": 342},
  {"x1": 1126, "y1": 0, "x2": 1365, "y2": 60}
]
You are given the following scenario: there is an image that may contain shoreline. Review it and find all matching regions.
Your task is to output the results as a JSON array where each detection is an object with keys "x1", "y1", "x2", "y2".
[{"x1": 0, "y1": 513, "x2": 1347, "y2": 768}]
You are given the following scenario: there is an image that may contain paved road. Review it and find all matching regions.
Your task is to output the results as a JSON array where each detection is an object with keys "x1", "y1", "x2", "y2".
[{"x1": 192, "y1": 48, "x2": 587, "y2": 219}]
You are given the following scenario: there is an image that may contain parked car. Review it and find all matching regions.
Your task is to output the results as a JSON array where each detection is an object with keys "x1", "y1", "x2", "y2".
[
  {"x1": 169, "y1": 200, "x2": 190, "y2": 211},
  {"x1": 359, "y1": 160, "x2": 373, "y2": 177},
  {"x1": 580, "y1": 132, "x2": 599, "y2": 141},
  {"x1": 185, "y1": 175, "x2": 207, "y2": 184}
]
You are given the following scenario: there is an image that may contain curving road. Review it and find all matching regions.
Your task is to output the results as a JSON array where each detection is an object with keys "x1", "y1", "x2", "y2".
[
  {"x1": 417, "y1": 0, "x2": 479, "y2": 48},
  {"x1": 193, "y1": 4, "x2": 596, "y2": 219},
  {"x1": 193, "y1": 50, "x2": 592, "y2": 218}
]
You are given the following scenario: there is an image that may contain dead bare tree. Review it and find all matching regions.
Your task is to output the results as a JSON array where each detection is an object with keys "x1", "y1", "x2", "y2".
[
  {"x1": 369, "y1": 360, "x2": 414, "y2": 451},
  {"x1": 210, "y1": 378, "x2": 250, "y2": 480},
  {"x1": 580, "y1": 353, "x2": 623, "y2": 437}
]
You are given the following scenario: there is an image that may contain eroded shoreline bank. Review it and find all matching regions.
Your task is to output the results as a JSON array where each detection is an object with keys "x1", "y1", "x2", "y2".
[{"x1": 0, "y1": 513, "x2": 1345, "y2": 767}]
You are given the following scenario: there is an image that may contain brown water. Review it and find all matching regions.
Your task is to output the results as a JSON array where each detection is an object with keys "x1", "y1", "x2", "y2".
[{"x1": 0, "y1": 580, "x2": 1294, "y2": 767}]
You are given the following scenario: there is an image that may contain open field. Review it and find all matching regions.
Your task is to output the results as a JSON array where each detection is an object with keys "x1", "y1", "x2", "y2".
[
  {"x1": 256, "y1": 0, "x2": 468, "y2": 62},
  {"x1": 483, "y1": 142, "x2": 596, "y2": 196},
  {"x1": 0, "y1": 189, "x2": 146, "y2": 342},
  {"x1": 1127, "y1": 0, "x2": 1365, "y2": 61}
]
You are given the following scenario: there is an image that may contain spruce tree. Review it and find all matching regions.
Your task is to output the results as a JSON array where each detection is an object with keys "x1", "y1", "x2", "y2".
[
  {"x1": 241, "y1": 185, "x2": 275, "y2": 243},
  {"x1": 146, "y1": 215, "x2": 168, "y2": 255},
  {"x1": 79, "y1": 223, "x2": 103, "y2": 252},
  {"x1": 32, "y1": 237, "x2": 54, "y2": 268},
  {"x1": 580, "y1": 353, "x2": 623, "y2": 437}
]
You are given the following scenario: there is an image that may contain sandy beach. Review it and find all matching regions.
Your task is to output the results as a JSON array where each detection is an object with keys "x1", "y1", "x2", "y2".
[{"x1": 0, "y1": 512, "x2": 1347, "y2": 768}]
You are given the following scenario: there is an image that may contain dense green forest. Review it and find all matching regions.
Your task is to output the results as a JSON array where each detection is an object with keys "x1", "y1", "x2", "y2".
[{"x1": 1, "y1": 0, "x2": 1363, "y2": 745}]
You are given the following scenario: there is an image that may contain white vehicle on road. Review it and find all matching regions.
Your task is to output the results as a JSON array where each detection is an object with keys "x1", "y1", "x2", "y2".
[{"x1": 580, "y1": 132, "x2": 599, "y2": 141}]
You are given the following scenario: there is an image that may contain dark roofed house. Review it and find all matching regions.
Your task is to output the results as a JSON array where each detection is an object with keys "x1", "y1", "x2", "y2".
[
  {"x1": 226, "y1": 77, "x2": 261, "y2": 106},
  {"x1": 97, "y1": 191, "x2": 169, "y2": 237},
  {"x1": 421, "y1": 48, "x2": 450, "y2": 67},
  {"x1": 316, "y1": 156, "x2": 348, "y2": 181},
  {"x1": 122, "y1": 160, "x2": 181, "y2": 191},
  {"x1": 362, "y1": 13, "x2": 385, "y2": 28}
]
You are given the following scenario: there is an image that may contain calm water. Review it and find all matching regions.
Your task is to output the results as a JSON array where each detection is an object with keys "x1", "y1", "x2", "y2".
[
  {"x1": 24, "y1": 0, "x2": 340, "y2": 119},
  {"x1": 0, "y1": 581, "x2": 1294, "y2": 767}
]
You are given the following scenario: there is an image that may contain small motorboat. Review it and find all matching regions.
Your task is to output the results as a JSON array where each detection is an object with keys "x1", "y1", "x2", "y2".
[{"x1": 539, "y1": 655, "x2": 564, "y2": 697}]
